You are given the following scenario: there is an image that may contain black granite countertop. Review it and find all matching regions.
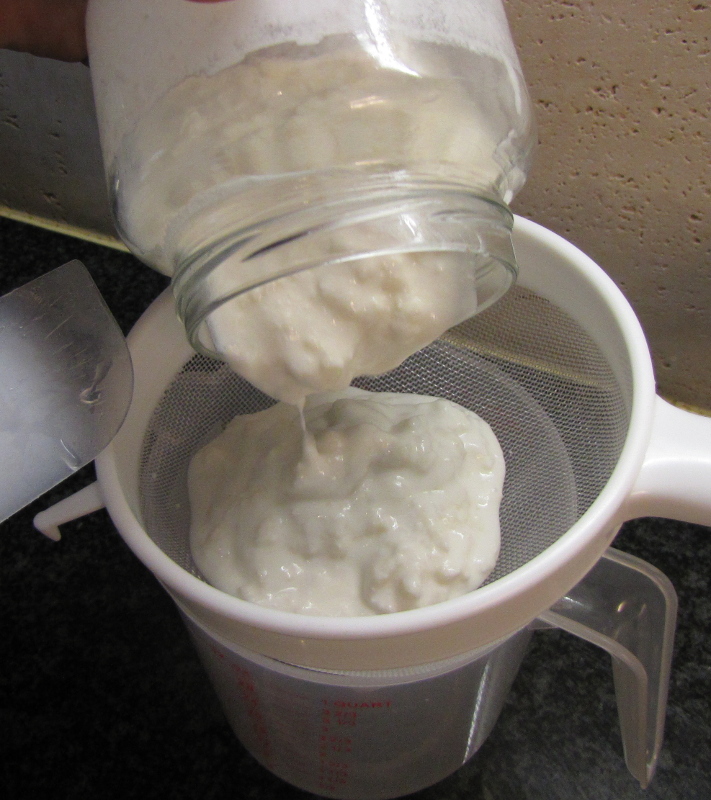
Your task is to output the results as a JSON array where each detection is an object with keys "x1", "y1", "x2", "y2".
[{"x1": 1, "y1": 216, "x2": 710, "y2": 800}]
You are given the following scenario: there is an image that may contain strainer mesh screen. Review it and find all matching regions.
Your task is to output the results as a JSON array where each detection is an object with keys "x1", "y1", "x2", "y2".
[{"x1": 139, "y1": 286, "x2": 632, "y2": 586}]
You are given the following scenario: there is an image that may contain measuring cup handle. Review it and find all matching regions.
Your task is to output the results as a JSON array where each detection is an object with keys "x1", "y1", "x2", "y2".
[
  {"x1": 622, "y1": 396, "x2": 711, "y2": 526},
  {"x1": 537, "y1": 548, "x2": 677, "y2": 789},
  {"x1": 33, "y1": 481, "x2": 105, "y2": 541}
]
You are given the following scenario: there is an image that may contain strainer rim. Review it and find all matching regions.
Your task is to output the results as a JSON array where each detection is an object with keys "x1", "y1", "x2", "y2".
[{"x1": 96, "y1": 216, "x2": 656, "y2": 645}]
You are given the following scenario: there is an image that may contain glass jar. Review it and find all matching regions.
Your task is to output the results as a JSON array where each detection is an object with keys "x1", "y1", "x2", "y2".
[{"x1": 87, "y1": 0, "x2": 534, "y2": 402}]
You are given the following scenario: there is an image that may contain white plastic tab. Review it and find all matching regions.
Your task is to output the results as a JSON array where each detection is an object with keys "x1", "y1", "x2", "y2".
[{"x1": 33, "y1": 481, "x2": 105, "y2": 541}]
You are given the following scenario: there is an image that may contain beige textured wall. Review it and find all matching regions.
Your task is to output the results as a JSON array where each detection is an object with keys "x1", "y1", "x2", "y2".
[{"x1": 505, "y1": 0, "x2": 711, "y2": 410}]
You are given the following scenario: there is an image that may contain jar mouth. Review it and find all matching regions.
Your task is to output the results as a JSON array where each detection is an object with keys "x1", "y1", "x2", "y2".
[{"x1": 170, "y1": 180, "x2": 517, "y2": 360}]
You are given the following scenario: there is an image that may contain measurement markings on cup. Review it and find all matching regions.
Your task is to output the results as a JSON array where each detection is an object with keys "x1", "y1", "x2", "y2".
[
  {"x1": 229, "y1": 661, "x2": 274, "y2": 769},
  {"x1": 317, "y1": 698, "x2": 395, "y2": 792},
  {"x1": 319, "y1": 700, "x2": 352, "y2": 792}
]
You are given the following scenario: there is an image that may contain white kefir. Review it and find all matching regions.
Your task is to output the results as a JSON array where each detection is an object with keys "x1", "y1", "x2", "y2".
[
  {"x1": 188, "y1": 388, "x2": 505, "y2": 616},
  {"x1": 113, "y1": 37, "x2": 516, "y2": 610},
  {"x1": 112, "y1": 37, "x2": 527, "y2": 403}
]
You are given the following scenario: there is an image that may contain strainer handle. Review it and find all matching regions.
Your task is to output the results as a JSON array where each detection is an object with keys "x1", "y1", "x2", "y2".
[
  {"x1": 622, "y1": 396, "x2": 711, "y2": 526},
  {"x1": 538, "y1": 547, "x2": 677, "y2": 789}
]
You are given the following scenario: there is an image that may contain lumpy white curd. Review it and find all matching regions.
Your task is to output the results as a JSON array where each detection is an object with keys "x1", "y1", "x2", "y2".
[
  {"x1": 188, "y1": 388, "x2": 505, "y2": 615},
  {"x1": 114, "y1": 38, "x2": 509, "y2": 405}
]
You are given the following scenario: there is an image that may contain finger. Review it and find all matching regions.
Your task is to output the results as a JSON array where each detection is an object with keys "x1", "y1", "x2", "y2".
[{"x1": 0, "y1": 0, "x2": 88, "y2": 62}]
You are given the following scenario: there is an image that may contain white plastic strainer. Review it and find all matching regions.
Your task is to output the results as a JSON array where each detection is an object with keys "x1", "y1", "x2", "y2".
[{"x1": 35, "y1": 216, "x2": 711, "y2": 671}]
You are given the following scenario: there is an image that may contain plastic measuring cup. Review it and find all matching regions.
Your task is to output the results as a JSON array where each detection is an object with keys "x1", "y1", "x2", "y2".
[{"x1": 180, "y1": 548, "x2": 675, "y2": 798}]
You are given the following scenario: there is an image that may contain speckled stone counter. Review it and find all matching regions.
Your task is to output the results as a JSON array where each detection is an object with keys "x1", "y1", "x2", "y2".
[{"x1": 1, "y1": 216, "x2": 710, "y2": 800}]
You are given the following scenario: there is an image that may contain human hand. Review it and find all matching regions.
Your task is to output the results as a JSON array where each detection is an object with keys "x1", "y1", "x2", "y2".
[
  {"x1": 0, "y1": 0, "x2": 89, "y2": 62},
  {"x1": 0, "y1": 0, "x2": 231, "y2": 63}
]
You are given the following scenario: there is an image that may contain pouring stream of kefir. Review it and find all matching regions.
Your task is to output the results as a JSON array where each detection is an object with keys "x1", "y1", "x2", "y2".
[{"x1": 120, "y1": 40, "x2": 512, "y2": 613}]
